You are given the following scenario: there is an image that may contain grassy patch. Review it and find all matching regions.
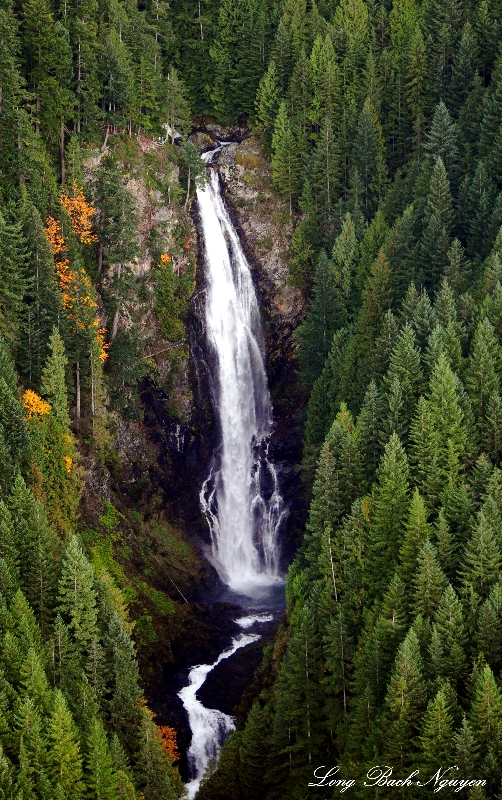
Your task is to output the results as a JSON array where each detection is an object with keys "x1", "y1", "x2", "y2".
[
  {"x1": 153, "y1": 521, "x2": 193, "y2": 565},
  {"x1": 134, "y1": 613, "x2": 158, "y2": 644},
  {"x1": 137, "y1": 581, "x2": 176, "y2": 616},
  {"x1": 99, "y1": 499, "x2": 121, "y2": 533},
  {"x1": 90, "y1": 537, "x2": 137, "y2": 605}
]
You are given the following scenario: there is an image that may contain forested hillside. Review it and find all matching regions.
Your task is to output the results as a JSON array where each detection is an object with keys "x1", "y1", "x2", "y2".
[
  {"x1": 3, "y1": 0, "x2": 502, "y2": 796},
  {"x1": 195, "y1": 0, "x2": 502, "y2": 799},
  {"x1": 0, "y1": 0, "x2": 208, "y2": 796}
]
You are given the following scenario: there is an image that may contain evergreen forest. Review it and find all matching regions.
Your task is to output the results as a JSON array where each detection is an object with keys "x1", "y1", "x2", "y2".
[{"x1": 2, "y1": 0, "x2": 502, "y2": 797}]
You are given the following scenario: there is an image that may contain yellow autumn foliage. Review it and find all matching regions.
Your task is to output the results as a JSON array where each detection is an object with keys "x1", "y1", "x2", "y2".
[{"x1": 22, "y1": 389, "x2": 51, "y2": 419}]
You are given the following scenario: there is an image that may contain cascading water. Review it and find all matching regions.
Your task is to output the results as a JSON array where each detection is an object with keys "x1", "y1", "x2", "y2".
[
  {"x1": 178, "y1": 145, "x2": 287, "y2": 798},
  {"x1": 198, "y1": 150, "x2": 286, "y2": 593}
]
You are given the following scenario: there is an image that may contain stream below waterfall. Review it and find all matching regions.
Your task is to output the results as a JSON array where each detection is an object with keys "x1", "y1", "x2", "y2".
[{"x1": 177, "y1": 145, "x2": 287, "y2": 798}]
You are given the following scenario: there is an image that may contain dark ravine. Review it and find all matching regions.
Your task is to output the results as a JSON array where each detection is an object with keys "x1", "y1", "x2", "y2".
[{"x1": 146, "y1": 135, "x2": 305, "y2": 784}]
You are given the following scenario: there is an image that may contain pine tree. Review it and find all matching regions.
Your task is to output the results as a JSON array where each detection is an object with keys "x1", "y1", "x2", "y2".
[
  {"x1": 420, "y1": 688, "x2": 455, "y2": 771},
  {"x1": 454, "y1": 715, "x2": 478, "y2": 779},
  {"x1": 405, "y1": 27, "x2": 428, "y2": 154},
  {"x1": 105, "y1": 612, "x2": 142, "y2": 748},
  {"x1": 446, "y1": 239, "x2": 471, "y2": 296},
  {"x1": 180, "y1": 140, "x2": 208, "y2": 208},
  {"x1": 399, "y1": 489, "x2": 432, "y2": 586},
  {"x1": 8, "y1": 475, "x2": 59, "y2": 632},
  {"x1": 384, "y1": 323, "x2": 422, "y2": 437},
  {"x1": 413, "y1": 541, "x2": 448, "y2": 621},
  {"x1": 409, "y1": 396, "x2": 442, "y2": 508},
  {"x1": 0, "y1": 207, "x2": 27, "y2": 344},
  {"x1": 355, "y1": 210, "x2": 388, "y2": 299},
  {"x1": 371, "y1": 310, "x2": 399, "y2": 385},
  {"x1": 20, "y1": 0, "x2": 73, "y2": 162},
  {"x1": 356, "y1": 99, "x2": 386, "y2": 214},
  {"x1": 312, "y1": 116, "x2": 341, "y2": 238},
  {"x1": 238, "y1": 703, "x2": 267, "y2": 800},
  {"x1": 308, "y1": 33, "x2": 339, "y2": 132},
  {"x1": 47, "y1": 688, "x2": 85, "y2": 799},
  {"x1": 461, "y1": 512, "x2": 501, "y2": 600},
  {"x1": 367, "y1": 433, "x2": 410, "y2": 600},
  {"x1": 411, "y1": 289, "x2": 436, "y2": 351},
  {"x1": 428, "y1": 352, "x2": 467, "y2": 469},
  {"x1": 161, "y1": 67, "x2": 191, "y2": 144},
  {"x1": 476, "y1": 584, "x2": 502, "y2": 674},
  {"x1": 420, "y1": 157, "x2": 454, "y2": 290},
  {"x1": 19, "y1": 647, "x2": 52, "y2": 716},
  {"x1": 331, "y1": 213, "x2": 357, "y2": 302},
  {"x1": 356, "y1": 380, "x2": 385, "y2": 490},
  {"x1": 466, "y1": 319, "x2": 501, "y2": 428},
  {"x1": 58, "y1": 536, "x2": 98, "y2": 656},
  {"x1": 434, "y1": 510, "x2": 457, "y2": 579},
  {"x1": 86, "y1": 717, "x2": 118, "y2": 800},
  {"x1": 384, "y1": 628, "x2": 426, "y2": 763},
  {"x1": 470, "y1": 664, "x2": 502, "y2": 752},
  {"x1": 425, "y1": 101, "x2": 459, "y2": 180},
  {"x1": 358, "y1": 573, "x2": 409, "y2": 709},
  {"x1": 288, "y1": 48, "x2": 312, "y2": 150},
  {"x1": 271, "y1": 101, "x2": 300, "y2": 214},
  {"x1": 297, "y1": 251, "x2": 340, "y2": 389},
  {"x1": 254, "y1": 60, "x2": 280, "y2": 152},
  {"x1": 344, "y1": 249, "x2": 392, "y2": 404},
  {"x1": 431, "y1": 584, "x2": 467, "y2": 685},
  {"x1": 40, "y1": 327, "x2": 69, "y2": 427}
]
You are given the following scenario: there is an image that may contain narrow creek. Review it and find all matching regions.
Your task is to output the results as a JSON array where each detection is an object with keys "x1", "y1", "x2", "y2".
[{"x1": 177, "y1": 146, "x2": 287, "y2": 798}]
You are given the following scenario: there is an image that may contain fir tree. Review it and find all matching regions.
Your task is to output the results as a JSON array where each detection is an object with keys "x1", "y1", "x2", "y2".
[
  {"x1": 399, "y1": 488, "x2": 432, "y2": 586},
  {"x1": 367, "y1": 433, "x2": 410, "y2": 600},
  {"x1": 271, "y1": 100, "x2": 300, "y2": 214},
  {"x1": 58, "y1": 536, "x2": 98, "y2": 656},
  {"x1": 254, "y1": 60, "x2": 280, "y2": 152},
  {"x1": 420, "y1": 688, "x2": 455, "y2": 771},
  {"x1": 297, "y1": 251, "x2": 340, "y2": 389},
  {"x1": 238, "y1": 703, "x2": 267, "y2": 800},
  {"x1": 420, "y1": 157, "x2": 454, "y2": 290},
  {"x1": 413, "y1": 541, "x2": 448, "y2": 621},
  {"x1": 461, "y1": 512, "x2": 501, "y2": 600},
  {"x1": 86, "y1": 717, "x2": 118, "y2": 800},
  {"x1": 431, "y1": 584, "x2": 467, "y2": 685},
  {"x1": 47, "y1": 689, "x2": 85, "y2": 799}
]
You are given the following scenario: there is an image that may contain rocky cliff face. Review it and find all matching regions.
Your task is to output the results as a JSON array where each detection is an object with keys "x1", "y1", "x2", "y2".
[
  {"x1": 77, "y1": 133, "x2": 306, "y2": 708},
  {"x1": 210, "y1": 135, "x2": 307, "y2": 565}
]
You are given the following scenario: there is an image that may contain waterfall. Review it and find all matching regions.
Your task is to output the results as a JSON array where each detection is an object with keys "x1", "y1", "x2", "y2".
[
  {"x1": 198, "y1": 152, "x2": 286, "y2": 594},
  {"x1": 178, "y1": 148, "x2": 287, "y2": 799}
]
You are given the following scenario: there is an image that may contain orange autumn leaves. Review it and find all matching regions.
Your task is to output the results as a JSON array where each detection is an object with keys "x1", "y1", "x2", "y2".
[
  {"x1": 45, "y1": 183, "x2": 108, "y2": 363},
  {"x1": 158, "y1": 725, "x2": 180, "y2": 761},
  {"x1": 59, "y1": 181, "x2": 97, "y2": 245}
]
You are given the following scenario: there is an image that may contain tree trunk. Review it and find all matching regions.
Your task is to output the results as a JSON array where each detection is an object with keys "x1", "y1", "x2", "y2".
[
  {"x1": 90, "y1": 355, "x2": 95, "y2": 416},
  {"x1": 185, "y1": 166, "x2": 191, "y2": 208},
  {"x1": 76, "y1": 361, "x2": 81, "y2": 418},
  {"x1": 111, "y1": 308, "x2": 120, "y2": 342},
  {"x1": 102, "y1": 124, "x2": 110, "y2": 152},
  {"x1": 61, "y1": 118, "x2": 65, "y2": 184},
  {"x1": 35, "y1": 93, "x2": 40, "y2": 134},
  {"x1": 98, "y1": 241, "x2": 103, "y2": 272},
  {"x1": 198, "y1": 0, "x2": 204, "y2": 40}
]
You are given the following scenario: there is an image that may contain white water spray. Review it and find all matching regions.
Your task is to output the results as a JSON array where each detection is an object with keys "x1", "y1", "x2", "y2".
[
  {"x1": 197, "y1": 152, "x2": 286, "y2": 593},
  {"x1": 179, "y1": 630, "x2": 260, "y2": 799}
]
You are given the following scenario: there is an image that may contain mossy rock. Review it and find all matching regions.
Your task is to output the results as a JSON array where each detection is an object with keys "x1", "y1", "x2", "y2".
[{"x1": 235, "y1": 151, "x2": 261, "y2": 171}]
